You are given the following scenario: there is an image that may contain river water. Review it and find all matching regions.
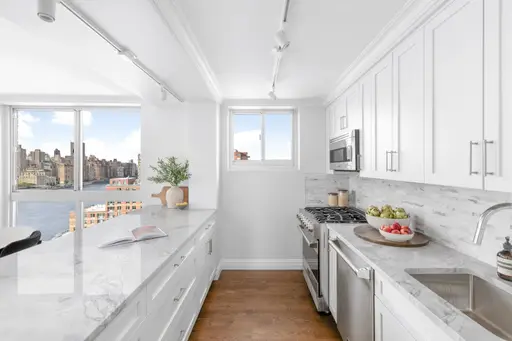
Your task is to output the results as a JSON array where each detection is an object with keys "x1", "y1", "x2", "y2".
[{"x1": 17, "y1": 183, "x2": 108, "y2": 241}]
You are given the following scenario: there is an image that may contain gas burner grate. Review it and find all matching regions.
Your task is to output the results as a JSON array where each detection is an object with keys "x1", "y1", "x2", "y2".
[{"x1": 304, "y1": 207, "x2": 367, "y2": 224}]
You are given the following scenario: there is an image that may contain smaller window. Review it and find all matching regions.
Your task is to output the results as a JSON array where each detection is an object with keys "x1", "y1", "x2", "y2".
[{"x1": 229, "y1": 108, "x2": 296, "y2": 170}]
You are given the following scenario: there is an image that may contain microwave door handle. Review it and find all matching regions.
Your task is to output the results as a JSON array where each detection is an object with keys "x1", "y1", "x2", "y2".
[{"x1": 329, "y1": 240, "x2": 371, "y2": 280}]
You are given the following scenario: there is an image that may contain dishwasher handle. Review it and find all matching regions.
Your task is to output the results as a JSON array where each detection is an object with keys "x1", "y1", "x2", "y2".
[{"x1": 329, "y1": 239, "x2": 372, "y2": 280}]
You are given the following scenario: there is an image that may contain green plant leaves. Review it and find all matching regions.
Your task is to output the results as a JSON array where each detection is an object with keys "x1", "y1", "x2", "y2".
[{"x1": 147, "y1": 157, "x2": 190, "y2": 187}]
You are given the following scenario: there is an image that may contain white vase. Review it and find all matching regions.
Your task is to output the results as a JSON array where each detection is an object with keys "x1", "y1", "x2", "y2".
[{"x1": 165, "y1": 186, "x2": 184, "y2": 209}]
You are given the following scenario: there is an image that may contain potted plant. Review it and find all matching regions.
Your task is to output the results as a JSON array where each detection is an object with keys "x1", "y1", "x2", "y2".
[{"x1": 148, "y1": 157, "x2": 191, "y2": 209}]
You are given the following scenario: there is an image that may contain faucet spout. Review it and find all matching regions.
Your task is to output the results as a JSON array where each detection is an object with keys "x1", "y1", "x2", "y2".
[{"x1": 473, "y1": 203, "x2": 512, "y2": 245}]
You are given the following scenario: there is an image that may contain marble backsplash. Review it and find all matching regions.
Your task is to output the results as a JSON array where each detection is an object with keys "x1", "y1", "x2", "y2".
[{"x1": 305, "y1": 174, "x2": 512, "y2": 266}]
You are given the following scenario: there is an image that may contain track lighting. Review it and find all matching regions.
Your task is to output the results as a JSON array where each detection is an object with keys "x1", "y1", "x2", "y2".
[
  {"x1": 268, "y1": 90, "x2": 277, "y2": 101},
  {"x1": 274, "y1": 30, "x2": 290, "y2": 51},
  {"x1": 38, "y1": 0, "x2": 57, "y2": 23},
  {"x1": 118, "y1": 49, "x2": 138, "y2": 63},
  {"x1": 161, "y1": 87, "x2": 168, "y2": 101}
]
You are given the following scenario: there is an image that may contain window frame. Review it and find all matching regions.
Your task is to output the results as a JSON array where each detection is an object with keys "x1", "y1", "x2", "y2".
[
  {"x1": 228, "y1": 107, "x2": 298, "y2": 171},
  {"x1": 7, "y1": 105, "x2": 143, "y2": 233}
]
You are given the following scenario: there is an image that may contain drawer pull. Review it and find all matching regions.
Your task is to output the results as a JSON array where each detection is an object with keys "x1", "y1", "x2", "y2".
[
  {"x1": 179, "y1": 330, "x2": 186, "y2": 341},
  {"x1": 173, "y1": 255, "x2": 186, "y2": 267},
  {"x1": 174, "y1": 288, "x2": 186, "y2": 302}
]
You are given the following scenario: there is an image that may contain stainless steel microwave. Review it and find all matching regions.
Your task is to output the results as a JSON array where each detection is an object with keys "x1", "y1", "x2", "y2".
[{"x1": 329, "y1": 129, "x2": 360, "y2": 172}]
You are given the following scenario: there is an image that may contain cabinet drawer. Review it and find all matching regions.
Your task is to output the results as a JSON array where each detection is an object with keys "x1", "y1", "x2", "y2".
[
  {"x1": 95, "y1": 287, "x2": 147, "y2": 341},
  {"x1": 142, "y1": 278, "x2": 197, "y2": 341},
  {"x1": 375, "y1": 271, "x2": 452, "y2": 341},
  {"x1": 146, "y1": 240, "x2": 195, "y2": 314}
]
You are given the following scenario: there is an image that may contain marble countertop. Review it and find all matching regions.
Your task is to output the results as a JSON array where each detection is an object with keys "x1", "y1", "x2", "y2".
[
  {"x1": 328, "y1": 224, "x2": 512, "y2": 341},
  {"x1": 0, "y1": 206, "x2": 216, "y2": 341}
]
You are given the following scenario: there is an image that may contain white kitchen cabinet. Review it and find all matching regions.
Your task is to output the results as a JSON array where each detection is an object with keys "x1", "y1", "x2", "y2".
[
  {"x1": 327, "y1": 104, "x2": 337, "y2": 141},
  {"x1": 389, "y1": 31, "x2": 425, "y2": 183},
  {"x1": 375, "y1": 297, "x2": 416, "y2": 341},
  {"x1": 424, "y1": 0, "x2": 484, "y2": 189},
  {"x1": 330, "y1": 95, "x2": 347, "y2": 139},
  {"x1": 345, "y1": 84, "x2": 362, "y2": 131},
  {"x1": 371, "y1": 53, "x2": 394, "y2": 178},
  {"x1": 484, "y1": 0, "x2": 512, "y2": 192},
  {"x1": 328, "y1": 243, "x2": 337, "y2": 322},
  {"x1": 360, "y1": 73, "x2": 374, "y2": 176}
]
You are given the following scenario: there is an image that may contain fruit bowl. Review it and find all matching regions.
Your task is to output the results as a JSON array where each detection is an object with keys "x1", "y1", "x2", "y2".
[
  {"x1": 379, "y1": 229, "x2": 414, "y2": 242},
  {"x1": 366, "y1": 214, "x2": 410, "y2": 230}
]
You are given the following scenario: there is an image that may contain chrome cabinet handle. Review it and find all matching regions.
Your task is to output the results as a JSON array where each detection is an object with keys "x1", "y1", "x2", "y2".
[
  {"x1": 484, "y1": 140, "x2": 494, "y2": 176},
  {"x1": 469, "y1": 141, "x2": 480, "y2": 175},
  {"x1": 173, "y1": 255, "x2": 186, "y2": 267},
  {"x1": 174, "y1": 288, "x2": 186, "y2": 302},
  {"x1": 389, "y1": 151, "x2": 397, "y2": 172},
  {"x1": 179, "y1": 330, "x2": 186, "y2": 341},
  {"x1": 328, "y1": 240, "x2": 372, "y2": 280}
]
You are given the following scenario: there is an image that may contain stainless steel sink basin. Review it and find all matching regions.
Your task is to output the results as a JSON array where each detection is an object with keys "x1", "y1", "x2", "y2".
[{"x1": 408, "y1": 271, "x2": 512, "y2": 340}]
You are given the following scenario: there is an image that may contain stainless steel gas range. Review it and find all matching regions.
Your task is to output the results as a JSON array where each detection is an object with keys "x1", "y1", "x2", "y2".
[{"x1": 297, "y1": 206, "x2": 367, "y2": 313}]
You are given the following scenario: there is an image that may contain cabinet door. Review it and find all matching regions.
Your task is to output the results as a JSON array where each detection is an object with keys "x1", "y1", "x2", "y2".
[
  {"x1": 328, "y1": 245, "x2": 337, "y2": 321},
  {"x1": 375, "y1": 298, "x2": 416, "y2": 341},
  {"x1": 424, "y1": 0, "x2": 484, "y2": 189},
  {"x1": 372, "y1": 54, "x2": 394, "y2": 178},
  {"x1": 484, "y1": 0, "x2": 512, "y2": 192},
  {"x1": 327, "y1": 104, "x2": 336, "y2": 141},
  {"x1": 334, "y1": 96, "x2": 347, "y2": 138},
  {"x1": 390, "y1": 31, "x2": 425, "y2": 183},
  {"x1": 360, "y1": 74, "x2": 374, "y2": 176},
  {"x1": 346, "y1": 84, "x2": 362, "y2": 131}
]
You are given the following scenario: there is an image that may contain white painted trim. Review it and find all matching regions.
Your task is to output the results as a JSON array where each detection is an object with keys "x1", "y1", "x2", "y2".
[
  {"x1": 221, "y1": 258, "x2": 303, "y2": 270},
  {"x1": 11, "y1": 190, "x2": 145, "y2": 202},
  {"x1": 150, "y1": 0, "x2": 223, "y2": 103},
  {"x1": 326, "y1": 0, "x2": 452, "y2": 105},
  {"x1": 0, "y1": 94, "x2": 141, "y2": 107}
]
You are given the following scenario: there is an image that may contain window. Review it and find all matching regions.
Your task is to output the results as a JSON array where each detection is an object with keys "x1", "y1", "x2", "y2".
[
  {"x1": 229, "y1": 108, "x2": 297, "y2": 169},
  {"x1": 10, "y1": 107, "x2": 142, "y2": 242}
]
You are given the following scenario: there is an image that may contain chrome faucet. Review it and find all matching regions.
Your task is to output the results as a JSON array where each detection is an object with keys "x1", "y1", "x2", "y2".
[{"x1": 473, "y1": 203, "x2": 512, "y2": 244}]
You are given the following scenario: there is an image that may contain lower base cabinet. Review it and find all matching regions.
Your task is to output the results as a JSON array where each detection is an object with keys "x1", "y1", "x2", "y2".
[
  {"x1": 95, "y1": 218, "x2": 218, "y2": 341},
  {"x1": 375, "y1": 297, "x2": 416, "y2": 341}
]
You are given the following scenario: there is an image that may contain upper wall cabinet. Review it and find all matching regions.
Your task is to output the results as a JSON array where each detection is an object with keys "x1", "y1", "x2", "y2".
[
  {"x1": 424, "y1": 0, "x2": 484, "y2": 189},
  {"x1": 484, "y1": 0, "x2": 512, "y2": 192},
  {"x1": 360, "y1": 73, "x2": 374, "y2": 176},
  {"x1": 328, "y1": 83, "x2": 362, "y2": 142},
  {"x1": 389, "y1": 31, "x2": 425, "y2": 183}
]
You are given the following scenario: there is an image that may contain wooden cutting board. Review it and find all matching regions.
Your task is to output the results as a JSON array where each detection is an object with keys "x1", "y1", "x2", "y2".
[{"x1": 354, "y1": 225, "x2": 430, "y2": 247}]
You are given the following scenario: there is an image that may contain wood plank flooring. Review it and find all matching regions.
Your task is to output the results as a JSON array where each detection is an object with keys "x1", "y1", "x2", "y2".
[{"x1": 189, "y1": 271, "x2": 342, "y2": 341}]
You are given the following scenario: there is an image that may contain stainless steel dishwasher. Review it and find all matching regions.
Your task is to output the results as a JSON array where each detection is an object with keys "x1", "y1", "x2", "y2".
[{"x1": 329, "y1": 237, "x2": 374, "y2": 341}]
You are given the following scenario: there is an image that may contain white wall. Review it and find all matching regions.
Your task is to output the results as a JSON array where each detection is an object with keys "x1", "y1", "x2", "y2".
[
  {"x1": 218, "y1": 99, "x2": 326, "y2": 269},
  {"x1": 140, "y1": 101, "x2": 219, "y2": 209}
]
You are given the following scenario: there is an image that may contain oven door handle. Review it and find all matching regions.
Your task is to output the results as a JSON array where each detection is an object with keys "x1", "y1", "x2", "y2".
[
  {"x1": 298, "y1": 225, "x2": 318, "y2": 247},
  {"x1": 329, "y1": 239, "x2": 371, "y2": 280}
]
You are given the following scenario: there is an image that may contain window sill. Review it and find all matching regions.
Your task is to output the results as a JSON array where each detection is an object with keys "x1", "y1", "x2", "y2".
[{"x1": 228, "y1": 161, "x2": 299, "y2": 172}]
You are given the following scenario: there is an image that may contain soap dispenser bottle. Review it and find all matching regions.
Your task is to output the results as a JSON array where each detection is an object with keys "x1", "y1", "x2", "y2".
[{"x1": 497, "y1": 237, "x2": 512, "y2": 281}]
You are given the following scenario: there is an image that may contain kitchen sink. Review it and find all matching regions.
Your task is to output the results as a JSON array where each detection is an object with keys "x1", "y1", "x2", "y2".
[{"x1": 407, "y1": 271, "x2": 512, "y2": 340}]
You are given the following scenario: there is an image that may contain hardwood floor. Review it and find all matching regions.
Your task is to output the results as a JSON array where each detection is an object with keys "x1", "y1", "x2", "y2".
[{"x1": 189, "y1": 271, "x2": 342, "y2": 341}]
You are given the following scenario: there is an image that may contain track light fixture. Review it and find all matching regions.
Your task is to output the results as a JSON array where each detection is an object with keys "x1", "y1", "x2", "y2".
[
  {"x1": 38, "y1": 0, "x2": 57, "y2": 23},
  {"x1": 274, "y1": 29, "x2": 290, "y2": 51},
  {"x1": 118, "y1": 49, "x2": 138, "y2": 63},
  {"x1": 268, "y1": 89, "x2": 277, "y2": 101},
  {"x1": 161, "y1": 86, "x2": 168, "y2": 101}
]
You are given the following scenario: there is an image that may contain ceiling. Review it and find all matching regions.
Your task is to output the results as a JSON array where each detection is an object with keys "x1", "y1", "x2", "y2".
[
  {"x1": 175, "y1": 0, "x2": 410, "y2": 99},
  {"x1": 0, "y1": 0, "x2": 409, "y2": 102}
]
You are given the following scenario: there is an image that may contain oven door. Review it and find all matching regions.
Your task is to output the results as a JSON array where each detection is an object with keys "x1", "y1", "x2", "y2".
[
  {"x1": 298, "y1": 224, "x2": 320, "y2": 294},
  {"x1": 330, "y1": 130, "x2": 360, "y2": 171}
]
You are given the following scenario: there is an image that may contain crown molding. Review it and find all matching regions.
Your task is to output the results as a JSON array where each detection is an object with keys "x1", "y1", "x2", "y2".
[
  {"x1": 149, "y1": 0, "x2": 223, "y2": 103},
  {"x1": 325, "y1": 0, "x2": 452, "y2": 105}
]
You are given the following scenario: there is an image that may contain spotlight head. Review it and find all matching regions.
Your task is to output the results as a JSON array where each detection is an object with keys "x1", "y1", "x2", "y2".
[
  {"x1": 268, "y1": 91, "x2": 277, "y2": 101},
  {"x1": 38, "y1": 0, "x2": 57, "y2": 23},
  {"x1": 161, "y1": 87, "x2": 168, "y2": 101},
  {"x1": 275, "y1": 30, "x2": 290, "y2": 50}
]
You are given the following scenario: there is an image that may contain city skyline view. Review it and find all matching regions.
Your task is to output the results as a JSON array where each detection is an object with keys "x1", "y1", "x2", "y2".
[{"x1": 17, "y1": 108, "x2": 140, "y2": 163}]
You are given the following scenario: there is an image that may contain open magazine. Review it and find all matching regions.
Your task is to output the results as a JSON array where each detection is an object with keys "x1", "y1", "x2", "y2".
[{"x1": 98, "y1": 225, "x2": 167, "y2": 248}]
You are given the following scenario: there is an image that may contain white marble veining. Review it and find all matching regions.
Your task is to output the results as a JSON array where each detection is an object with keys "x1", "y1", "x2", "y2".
[
  {"x1": 0, "y1": 206, "x2": 216, "y2": 341},
  {"x1": 306, "y1": 174, "x2": 512, "y2": 266},
  {"x1": 304, "y1": 173, "x2": 355, "y2": 206},
  {"x1": 328, "y1": 224, "x2": 512, "y2": 341}
]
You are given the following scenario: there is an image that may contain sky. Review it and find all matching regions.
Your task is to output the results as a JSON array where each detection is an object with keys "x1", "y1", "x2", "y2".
[
  {"x1": 233, "y1": 113, "x2": 293, "y2": 161},
  {"x1": 18, "y1": 108, "x2": 140, "y2": 163}
]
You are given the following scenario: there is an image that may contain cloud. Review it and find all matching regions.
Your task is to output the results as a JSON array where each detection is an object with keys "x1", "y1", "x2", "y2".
[
  {"x1": 84, "y1": 128, "x2": 140, "y2": 162},
  {"x1": 17, "y1": 111, "x2": 40, "y2": 142},
  {"x1": 52, "y1": 111, "x2": 92, "y2": 126}
]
